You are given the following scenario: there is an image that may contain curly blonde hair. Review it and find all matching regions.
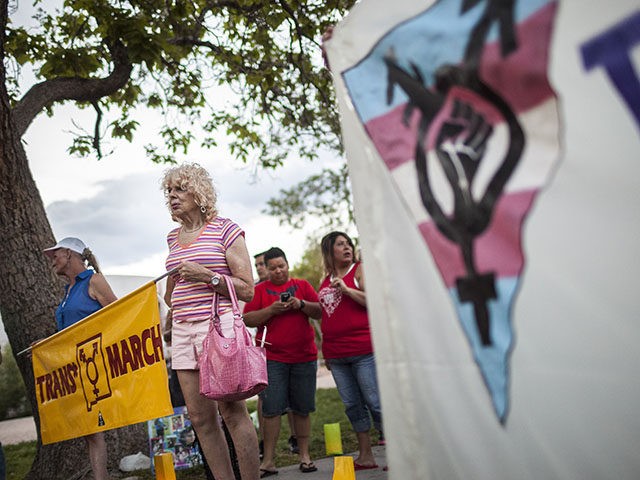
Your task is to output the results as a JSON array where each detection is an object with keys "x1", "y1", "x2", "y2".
[{"x1": 161, "y1": 163, "x2": 218, "y2": 222}]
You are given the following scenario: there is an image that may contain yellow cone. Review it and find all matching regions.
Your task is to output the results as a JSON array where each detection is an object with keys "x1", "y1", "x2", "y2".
[
  {"x1": 154, "y1": 452, "x2": 176, "y2": 480},
  {"x1": 333, "y1": 456, "x2": 356, "y2": 480},
  {"x1": 324, "y1": 422, "x2": 344, "y2": 455}
]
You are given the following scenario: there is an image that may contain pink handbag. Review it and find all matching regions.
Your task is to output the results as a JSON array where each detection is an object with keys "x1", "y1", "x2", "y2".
[{"x1": 199, "y1": 275, "x2": 268, "y2": 401}]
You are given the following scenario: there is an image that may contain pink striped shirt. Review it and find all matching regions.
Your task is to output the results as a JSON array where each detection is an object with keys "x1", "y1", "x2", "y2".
[{"x1": 165, "y1": 217, "x2": 244, "y2": 322}]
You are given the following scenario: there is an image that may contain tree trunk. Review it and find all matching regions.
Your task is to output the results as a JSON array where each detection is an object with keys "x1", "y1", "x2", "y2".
[{"x1": 0, "y1": 2, "x2": 147, "y2": 478}]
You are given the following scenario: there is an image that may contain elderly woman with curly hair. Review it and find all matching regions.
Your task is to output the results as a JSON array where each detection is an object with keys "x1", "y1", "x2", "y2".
[{"x1": 162, "y1": 162, "x2": 259, "y2": 480}]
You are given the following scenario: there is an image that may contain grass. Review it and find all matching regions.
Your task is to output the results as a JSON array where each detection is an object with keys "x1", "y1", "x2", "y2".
[
  {"x1": 4, "y1": 442, "x2": 35, "y2": 480},
  {"x1": 5, "y1": 388, "x2": 381, "y2": 479}
]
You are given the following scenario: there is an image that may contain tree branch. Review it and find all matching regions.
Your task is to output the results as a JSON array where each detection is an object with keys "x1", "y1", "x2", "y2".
[
  {"x1": 277, "y1": 0, "x2": 306, "y2": 50},
  {"x1": 11, "y1": 40, "x2": 132, "y2": 138},
  {"x1": 168, "y1": 36, "x2": 226, "y2": 56},
  {"x1": 91, "y1": 100, "x2": 102, "y2": 158}
]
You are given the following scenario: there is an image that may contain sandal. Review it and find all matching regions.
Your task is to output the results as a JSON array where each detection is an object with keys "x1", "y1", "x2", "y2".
[
  {"x1": 260, "y1": 468, "x2": 278, "y2": 478},
  {"x1": 299, "y1": 461, "x2": 318, "y2": 473},
  {"x1": 354, "y1": 462, "x2": 379, "y2": 471}
]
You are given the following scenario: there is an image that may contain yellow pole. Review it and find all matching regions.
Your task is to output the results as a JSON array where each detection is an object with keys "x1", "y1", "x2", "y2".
[
  {"x1": 332, "y1": 456, "x2": 356, "y2": 480},
  {"x1": 324, "y1": 422, "x2": 344, "y2": 455},
  {"x1": 154, "y1": 452, "x2": 176, "y2": 480}
]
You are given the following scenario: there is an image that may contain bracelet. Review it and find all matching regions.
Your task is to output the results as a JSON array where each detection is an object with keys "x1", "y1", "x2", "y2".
[{"x1": 299, "y1": 299, "x2": 306, "y2": 310}]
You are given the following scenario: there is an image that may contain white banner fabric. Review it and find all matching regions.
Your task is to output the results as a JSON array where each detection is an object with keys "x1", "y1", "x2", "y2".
[{"x1": 327, "y1": 1, "x2": 640, "y2": 479}]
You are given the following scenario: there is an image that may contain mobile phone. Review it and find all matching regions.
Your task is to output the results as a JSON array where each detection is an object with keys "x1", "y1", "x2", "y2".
[{"x1": 280, "y1": 292, "x2": 291, "y2": 302}]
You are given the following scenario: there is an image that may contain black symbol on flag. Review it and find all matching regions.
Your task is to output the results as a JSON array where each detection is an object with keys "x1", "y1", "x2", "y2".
[
  {"x1": 76, "y1": 334, "x2": 112, "y2": 411},
  {"x1": 383, "y1": 0, "x2": 524, "y2": 346}
]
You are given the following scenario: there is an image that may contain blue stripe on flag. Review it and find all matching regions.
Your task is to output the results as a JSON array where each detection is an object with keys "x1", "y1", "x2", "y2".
[
  {"x1": 449, "y1": 275, "x2": 519, "y2": 421},
  {"x1": 343, "y1": 0, "x2": 553, "y2": 123}
]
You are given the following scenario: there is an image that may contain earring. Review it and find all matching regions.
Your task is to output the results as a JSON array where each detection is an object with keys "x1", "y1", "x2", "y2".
[{"x1": 200, "y1": 206, "x2": 206, "y2": 214}]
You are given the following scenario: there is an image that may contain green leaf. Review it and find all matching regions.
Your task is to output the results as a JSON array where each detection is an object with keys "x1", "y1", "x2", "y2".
[
  {"x1": 6, "y1": 0, "x2": 355, "y2": 193},
  {"x1": 110, "y1": 119, "x2": 140, "y2": 142}
]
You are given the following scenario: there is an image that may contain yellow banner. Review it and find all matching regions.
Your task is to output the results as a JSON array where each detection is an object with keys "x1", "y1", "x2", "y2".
[{"x1": 32, "y1": 281, "x2": 173, "y2": 444}]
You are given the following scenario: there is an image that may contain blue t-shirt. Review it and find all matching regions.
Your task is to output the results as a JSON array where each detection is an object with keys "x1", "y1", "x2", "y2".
[{"x1": 55, "y1": 270, "x2": 102, "y2": 331}]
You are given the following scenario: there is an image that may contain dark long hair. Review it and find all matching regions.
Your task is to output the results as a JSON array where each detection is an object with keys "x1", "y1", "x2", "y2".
[{"x1": 320, "y1": 231, "x2": 355, "y2": 275}]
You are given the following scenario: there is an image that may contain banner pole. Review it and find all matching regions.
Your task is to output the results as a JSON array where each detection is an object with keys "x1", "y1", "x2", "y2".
[
  {"x1": 154, "y1": 267, "x2": 178, "y2": 284},
  {"x1": 16, "y1": 344, "x2": 35, "y2": 357}
]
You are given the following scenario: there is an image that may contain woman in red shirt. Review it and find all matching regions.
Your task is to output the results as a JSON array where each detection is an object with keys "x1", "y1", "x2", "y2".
[{"x1": 318, "y1": 231, "x2": 382, "y2": 470}]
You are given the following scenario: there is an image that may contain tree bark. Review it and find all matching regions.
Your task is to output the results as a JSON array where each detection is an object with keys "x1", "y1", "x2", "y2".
[{"x1": 0, "y1": 2, "x2": 147, "y2": 478}]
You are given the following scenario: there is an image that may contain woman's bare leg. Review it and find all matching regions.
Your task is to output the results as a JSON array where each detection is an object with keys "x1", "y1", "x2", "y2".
[
  {"x1": 178, "y1": 370, "x2": 235, "y2": 480},
  {"x1": 219, "y1": 400, "x2": 260, "y2": 480},
  {"x1": 85, "y1": 432, "x2": 109, "y2": 480}
]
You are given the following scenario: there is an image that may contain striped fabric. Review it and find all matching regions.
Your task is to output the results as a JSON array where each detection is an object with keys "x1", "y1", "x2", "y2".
[{"x1": 165, "y1": 217, "x2": 244, "y2": 322}]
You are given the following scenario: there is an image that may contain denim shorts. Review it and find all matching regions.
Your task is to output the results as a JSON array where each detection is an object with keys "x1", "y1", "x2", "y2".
[{"x1": 260, "y1": 360, "x2": 317, "y2": 417}]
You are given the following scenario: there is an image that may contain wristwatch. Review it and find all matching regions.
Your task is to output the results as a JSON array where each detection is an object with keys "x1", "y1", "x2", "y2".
[
  {"x1": 210, "y1": 274, "x2": 221, "y2": 287},
  {"x1": 299, "y1": 299, "x2": 306, "y2": 310}
]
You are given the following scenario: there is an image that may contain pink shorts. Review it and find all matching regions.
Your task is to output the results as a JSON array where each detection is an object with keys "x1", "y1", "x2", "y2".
[
  {"x1": 171, "y1": 319, "x2": 209, "y2": 370},
  {"x1": 171, "y1": 313, "x2": 236, "y2": 370}
]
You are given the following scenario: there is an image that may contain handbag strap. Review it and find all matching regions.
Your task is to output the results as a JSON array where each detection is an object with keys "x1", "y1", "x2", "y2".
[
  {"x1": 212, "y1": 274, "x2": 242, "y2": 320},
  {"x1": 211, "y1": 275, "x2": 254, "y2": 344}
]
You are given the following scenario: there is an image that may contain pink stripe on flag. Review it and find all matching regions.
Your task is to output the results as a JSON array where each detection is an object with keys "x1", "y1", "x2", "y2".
[
  {"x1": 418, "y1": 189, "x2": 538, "y2": 288},
  {"x1": 363, "y1": 1, "x2": 557, "y2": 173},
  {"x1": 364, "y1": 105, "x2": 422, "y2": 171},
  {"x1": 480, "y1": 1, "x2": 558, "y2": 113}
]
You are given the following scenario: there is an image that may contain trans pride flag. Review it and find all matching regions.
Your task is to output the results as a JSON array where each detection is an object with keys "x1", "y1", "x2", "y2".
[
  {"x1": 343, "y1": 0, "x2": 559, "y2": 422},
  {"x1": 328, "y1": 0, "x2": 640, "y2": 478}
]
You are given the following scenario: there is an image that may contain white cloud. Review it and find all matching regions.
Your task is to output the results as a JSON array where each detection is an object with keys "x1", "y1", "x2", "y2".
[
  {"x1": 42, "y1": 166, "x2": 328, "y2": 277},
  {"x1": 45, "y1": 173, "x2": 173, "y2": 271}
]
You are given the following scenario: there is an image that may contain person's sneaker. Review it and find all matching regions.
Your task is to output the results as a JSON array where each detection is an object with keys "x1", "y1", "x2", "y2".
[{"x1": 288, "y1": 435, "x2": 299, "y2": 454}]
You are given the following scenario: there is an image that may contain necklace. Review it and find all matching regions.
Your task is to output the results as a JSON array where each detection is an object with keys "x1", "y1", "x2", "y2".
[{"x1": 182, "y1": 224, "x2": 203, "y2": 233}]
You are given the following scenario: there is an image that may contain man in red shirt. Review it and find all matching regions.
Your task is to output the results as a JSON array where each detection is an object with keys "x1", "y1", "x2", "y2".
[{"x1": 244, "y1": 247, "x2": 322, "y2": 477}]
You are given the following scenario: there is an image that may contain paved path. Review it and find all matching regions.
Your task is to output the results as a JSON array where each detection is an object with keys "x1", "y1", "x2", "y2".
[
  {"x1": 269, "y1": 445, "x2": 388, "y2": 480},
  {"x1": 0, "y1": 416, "x2": 37, "y2": 445}
]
